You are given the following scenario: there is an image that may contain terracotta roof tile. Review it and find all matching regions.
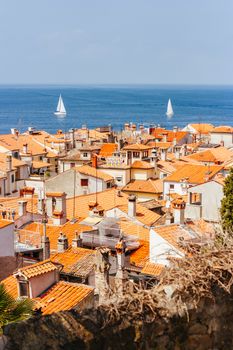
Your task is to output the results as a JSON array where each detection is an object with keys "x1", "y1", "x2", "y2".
[
  {"x1": 51, "y1": 246, "x2": 95, "y2": 276},
  {"x1": 189, "y1": 123, "x2": 214, "y2": 134},
  {"x1": 123, "y1": 143, "x2": 151, "y2": 151},
  {"x1": 164, "y1": 164, "x2": 223, "y2": 184},
  {"x1": 76, "y1": 165, "x2": 113, "y2": 182},
  {"x1": 141, "y1": 262, "x2": 164, "y2": 276},
  {"x1": 34, "y1": 281, "x2": 93, "y2": 315},
  {"x1": 1, "y1": 275, "x2": 18, "y2": 298},
  {"x1": 122, "y1": 179, "x2": 163, "y2": 194},
  {"x1": 16, "y1": 260, "x2": 58, "y2": 279},
  {"x1": 131, "y1": 160, "x2": 154, "y2": 169},
  {"x1": 99, "y1": 143, "x2": 118, "y2": 157}
]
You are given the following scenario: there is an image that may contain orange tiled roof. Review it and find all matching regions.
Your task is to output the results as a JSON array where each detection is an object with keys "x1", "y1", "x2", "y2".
[
  {"x1": 99, "y1": 143, "x2": 118, "y2": 157},
  {"x1": 141, "y1": 262, "x2": 164, "y2": 276},
  {"x1": 154, "y1": 224, "x2": 192, "y2": 252},
  {"x1": 0, "y1": 134, "x2": 47, "y2": 155},
  {"x1": 164, "y1": 164, "x2": 223, "y2": 184},
  {"x1": 32, "y1": 160, "x2": 51, "y2": 169},
  {"x1": 35, "y1": 281, "x2": 93, "y2": 315},
  {"x1": 147, "y1": 141, "x2": 172, "y2": 150},
  {"x1": 151, "y1": 128, "x2": 188, "y2": 142},
  {"x1": 0, "y1": 153, "x2": 27, "y2": 173},
  {"x1": 1, "y1": 275, "x2": 18, "y2": 298},
  {"x1": 122, "y1": 179, "x2": 163, "y2": 194},
  {"x1": 120, "y1": 219, "x2": 149, "y2": 241},
  {"x1": 46, "y1": 192, "x2": 65, "y2": 197},
  {"x1": 16, "y1": 260, "x2": 58, "y2": 279},
  {"x1": 189, "y1": 123, "x2": 214, "y2": 134},
  {"x1": 0, "y1": 219, "x2": 14, "y2": 229},
  {"x1": 130, "y1": 240, "x2": 149, "y2": 267},
  {"x1": 19, "y1": 220, "x2": 92, "y2": 251},
  {"x1": 131, "y1": 160, "x2": 154, "y2": 169},
  {"x1": 186, "y1": 147, "x2": 233, "y2": 164},
  {"x1": 211, "y1": 126, "x2": 233, "y2": 133},
  {"x1": 51, "y1": 246, "x2": 95, "y2": 276},
  {"x1": 123, "y1": 143, "x2": 151, "y2": 151},
  {"x1": 76, "y1": 165, "x2": 114, "y2": 182},
  {"x1": 118, "y1": 203, "x2": 161, "y2": 226}
]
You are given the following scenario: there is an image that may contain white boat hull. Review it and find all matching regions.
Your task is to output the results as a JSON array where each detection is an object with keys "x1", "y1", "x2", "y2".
[{"x1": 54, "y1": 112, "x2": 66, "y2": 116}]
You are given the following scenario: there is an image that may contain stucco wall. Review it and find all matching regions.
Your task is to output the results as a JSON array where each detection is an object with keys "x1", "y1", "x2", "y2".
[{"x1": 0, "y1": 223, "x2": 14, "y2": 257}]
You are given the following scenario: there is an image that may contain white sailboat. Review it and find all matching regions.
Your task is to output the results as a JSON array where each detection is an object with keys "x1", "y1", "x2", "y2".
[
  {"x1": 166, "y1": 98, "x2": 174, "y2": 118},
  {"x1": 54, "y1": 94, "x2": 66, "y2": 116}
]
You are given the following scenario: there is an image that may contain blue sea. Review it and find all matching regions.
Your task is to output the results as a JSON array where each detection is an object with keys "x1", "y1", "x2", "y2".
[{"x1": 0, "y1": 85, "x2": 232, "y2": 134}]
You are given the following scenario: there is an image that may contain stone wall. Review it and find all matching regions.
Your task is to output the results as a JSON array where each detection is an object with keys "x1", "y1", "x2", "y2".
[{"x1": 3, "y1": 285, "x2": 233, "y2": 350}]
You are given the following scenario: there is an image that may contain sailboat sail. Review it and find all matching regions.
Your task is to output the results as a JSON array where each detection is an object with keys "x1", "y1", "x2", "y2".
[
  {"x1": 166, "y1": 98, "x2": 174, "y2": 118},
  {"x1": 54, "y1": 95, "x2": 66, "y2": 115}
]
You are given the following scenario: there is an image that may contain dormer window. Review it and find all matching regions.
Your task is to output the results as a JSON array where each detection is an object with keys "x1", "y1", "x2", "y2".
[{"x1": 19, "y1": 279, "x2": 29, "y2": 297}]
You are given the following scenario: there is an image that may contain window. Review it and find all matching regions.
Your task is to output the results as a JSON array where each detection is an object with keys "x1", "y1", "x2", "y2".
[
  {"x1": 39, "y1": 156, "x2": 43, "y2": 161},
  {"x1": 133, "y1": 152, "x2": 140, "y2": 158},
  {"x1": 81, "y1": 178, "x2": 88, "y2": 186},
  {"x1": 83, "y1": 152, "x2": 88, "y2": 158},
  {"x1": 11, "y1": 174, "x2": 14, "y2": 183},
  {"x1": 52, "y1": 197, "x2": 56, "y2": 211},
  {"x1": 116, "y1": 176, "x2": 122, "y2": 182},
  {"x1": 169, "y1": 184, "x2": 174, "y2": 190},
  {"x1": 107, "y1": 182, "x2": 111, "y2": 188},
  {"x1": 19, "y1": 281, "x2": 29, "y2": 297},
  {"x1": 0, "y1": 188, "x2": 2, "y2": 195},
  {"x1": 70, "y1": 163, "x2": 75, "y2": 168}
]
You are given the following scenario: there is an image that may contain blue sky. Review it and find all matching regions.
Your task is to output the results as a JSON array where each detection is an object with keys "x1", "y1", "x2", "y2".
[{"x1": 0, "y1": 0, "x2": 232, "y2": 84}]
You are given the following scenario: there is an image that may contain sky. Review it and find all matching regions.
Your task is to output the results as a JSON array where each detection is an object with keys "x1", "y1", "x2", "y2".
[{"x1": 0, "y1": 0, "x2": 232, "y2": 85}]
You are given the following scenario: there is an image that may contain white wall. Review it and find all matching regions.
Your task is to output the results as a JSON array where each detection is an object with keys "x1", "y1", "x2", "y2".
[
  {"x1": 29, "y1": 270, "x2": 58, "y2": 298},
  {"x1": 0, "y1": 223, "x2": 14, "y2": 256},
  {"x1": 99, "y1": 168, "x2": 130, "y2": 186},
  {"x1": 210, "y1": 133, "x2": 233, "y2": 147},
  {"x1": 149, "y1": 228, "x2": 184, "y2": 265},
  {"x1": 185, "y1": 181, "x2": 223, "y2": 222}
]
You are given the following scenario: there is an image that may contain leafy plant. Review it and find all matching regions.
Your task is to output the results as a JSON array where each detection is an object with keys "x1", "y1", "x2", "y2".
[{"x1": 0, "y1": 284, "x2": 33, "y2": 333}]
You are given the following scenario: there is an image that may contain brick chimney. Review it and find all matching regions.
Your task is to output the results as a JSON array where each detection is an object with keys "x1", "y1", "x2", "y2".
[
  {"x1": 128, "y1": 194, "x2": 136, "y2": 217},
  {"x1": 57, "y1": 232, "x2": 68, "y2": 252}
]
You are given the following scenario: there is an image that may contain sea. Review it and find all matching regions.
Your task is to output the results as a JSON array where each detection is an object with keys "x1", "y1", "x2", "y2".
[{"x1": 0, "y1": 85, "x2": 232, "y2": 134}]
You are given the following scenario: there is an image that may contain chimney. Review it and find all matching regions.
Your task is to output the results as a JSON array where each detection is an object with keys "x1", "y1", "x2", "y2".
[
  {"x1": 41, "y1": 220, "x2": 50, "y2": 260},
  {"x1": 151, "y1": 148, "x2": 158, "y2": 176},
  {"x1": 181, "y1": 145, "x2": 187, "y2": 157},
  {"x1": 115, "y1": 237, "x2": 128, "y2": 294},
  {"x1": 46, "y1": 192, "x2": 67, "y2": 223},
  {"x1": 128, "y1": 194, "x2": 136, "y2": 217},
  {"x1": 6, "y1": 155, "x2": 12, "y2": 172},
  {"x1": 95, "y1": 247, "x2": 111, "y2": 305},
  {"x1": 160, "y1": 148, "x2": 167, "y2": 161},
  {"x1": 162, "y1": 132, "x2": 168, "y2": 142},
  {"x1": 172, "y1": 197, "x2": 186, "y2": 225},
  {"x1": 220, "y1": 140, "x2": 224, "y2": 147},
  {"x1": 174, "y1": 146, "x2": 181, "y2": 160},
  {"x1": 92, "y1": 154, "x2": 98, "y2": 168},
  {"x1": 165, "y1": 210, "x2": 174, "y2": 225},
  {"x1": 23, "y1": 143, "x2": 28, "y2": 154},
  {"x1": 57, "y1": 232, "x2": 68, "y2": 252},
  {"x1": 173, "y1": 126, "x2": 178, "y2": 133},
  {"x1": 18, "y1": 200, "x2": 27, "y2": 217},
  {"x1": 72, "y1": 231, "x2": 83, "y2": 248}
]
